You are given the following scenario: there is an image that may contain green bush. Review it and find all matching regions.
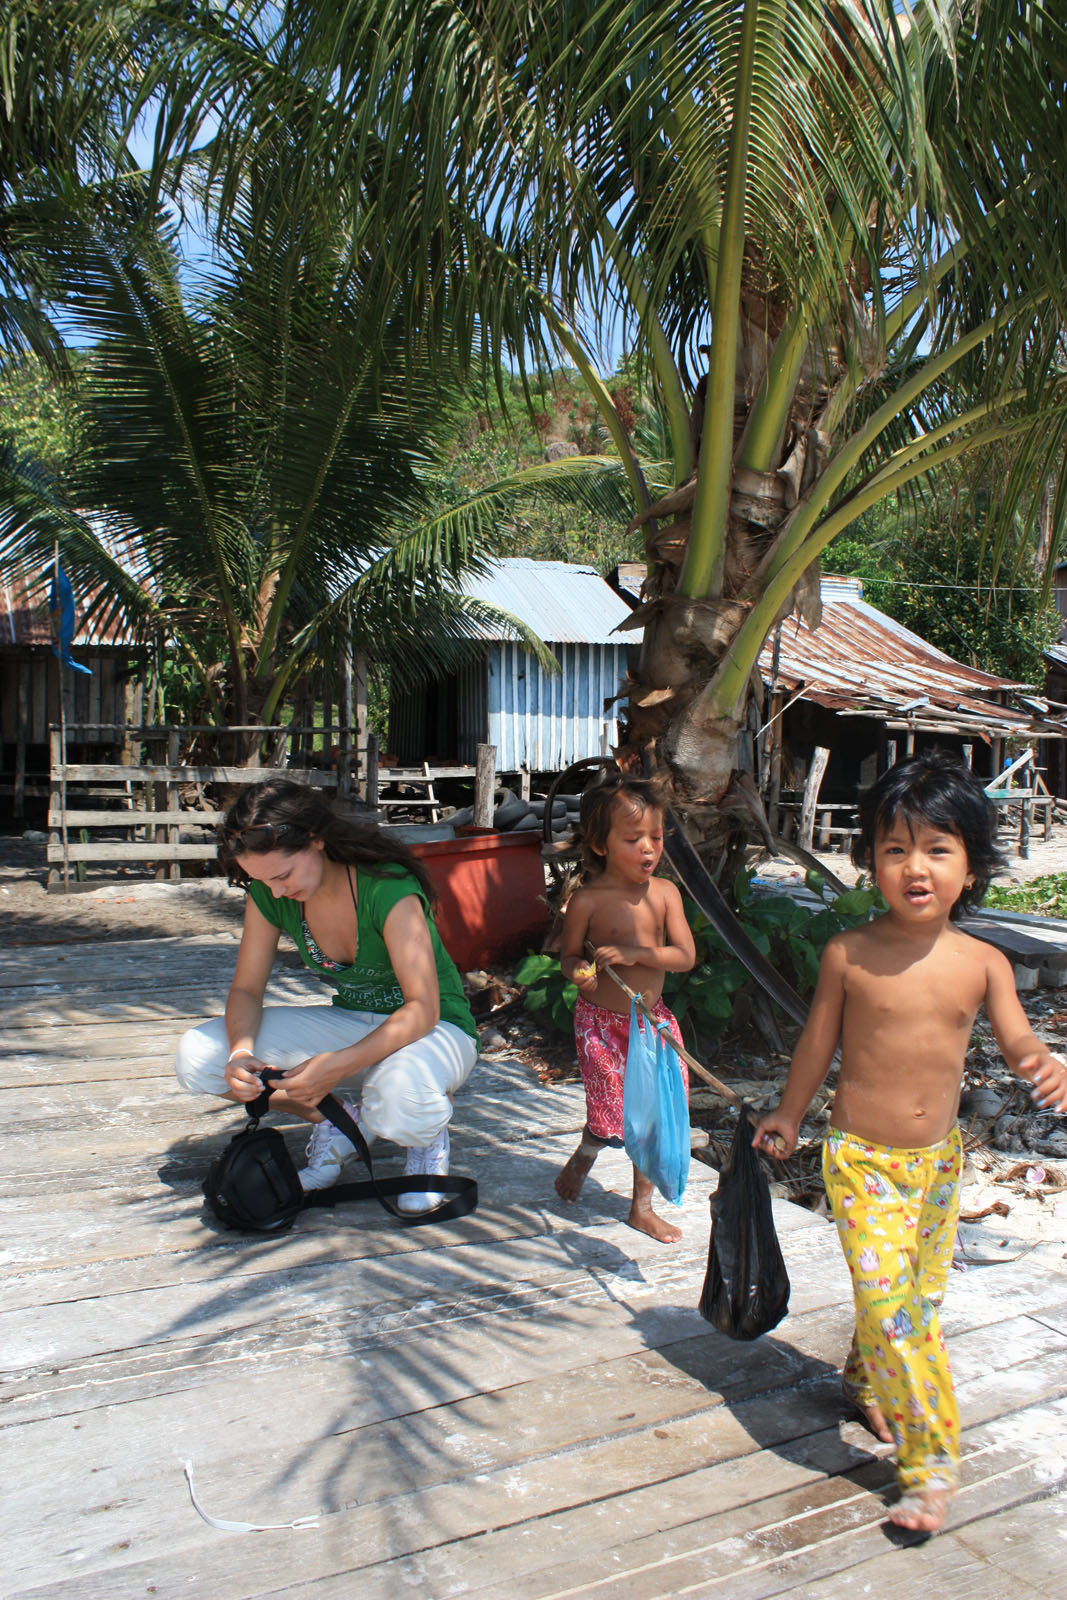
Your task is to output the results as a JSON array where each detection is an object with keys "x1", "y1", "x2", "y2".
[
  {"x1": 514, "y1": 951, "x2": 579, "y2": 1035},
  {"x1": 662, "y1": 869, "x2": 884, "y2": 1036},
  {"x1": 984, "y1": 874, "x2": 1067, "y2": 919}
]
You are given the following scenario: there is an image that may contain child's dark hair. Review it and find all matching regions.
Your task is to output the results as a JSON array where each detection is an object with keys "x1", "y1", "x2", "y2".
[
  {"x1": 217, "y1": 778, "x2": 435, "y2": 902},
  {"x1": 851, "y1": 750, "x2": 1005, "y2": 917},
  {"x1": 578, "y1": 772, "x2": 666, "y2": 879}
]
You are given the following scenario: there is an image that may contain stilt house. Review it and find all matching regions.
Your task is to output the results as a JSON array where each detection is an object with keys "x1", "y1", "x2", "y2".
[{"x1": 388, "y1": 558, "x2": 632, "y2": 774}]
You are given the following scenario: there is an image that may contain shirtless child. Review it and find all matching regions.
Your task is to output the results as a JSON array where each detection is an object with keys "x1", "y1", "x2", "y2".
[
  {"x1": 555, "y1": 775, "x2": 696, "y2": 1242},
  {"x1": 753, "y1": 752, "x2": 1067, "y2": 1535}
]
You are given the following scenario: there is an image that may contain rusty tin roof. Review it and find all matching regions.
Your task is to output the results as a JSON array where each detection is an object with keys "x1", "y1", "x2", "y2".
[{"x1": 759, "y1": 577, "x2": 1067, "y2": 740}]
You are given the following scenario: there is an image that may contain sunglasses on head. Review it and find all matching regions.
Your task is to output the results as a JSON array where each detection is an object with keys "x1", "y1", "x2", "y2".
[{"x1": 221, "y1": 822, "x2": 305, "y2": 851}]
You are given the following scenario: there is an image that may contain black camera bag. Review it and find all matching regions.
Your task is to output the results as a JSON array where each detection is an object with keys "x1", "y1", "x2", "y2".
[
  {"x1": 203, "y1": 1121, "x2": 305, "y2": 1232},
  {"x1": 203, "y1": 1069, "x2": 478, "y2": 1232}
]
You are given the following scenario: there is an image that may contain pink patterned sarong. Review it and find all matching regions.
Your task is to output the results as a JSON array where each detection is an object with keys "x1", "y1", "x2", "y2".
[{"x1": 574, "y1": 995, "x2": 688, "y2": 1144}]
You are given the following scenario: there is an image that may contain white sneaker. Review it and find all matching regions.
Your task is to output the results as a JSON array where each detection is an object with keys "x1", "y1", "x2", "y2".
[
  {"x1": 299, "y1": 1099, "x2": 363, "y2": 1191},
  {"x1": 397, "y1": 1126, "x2": 450, "y2": 1214}
]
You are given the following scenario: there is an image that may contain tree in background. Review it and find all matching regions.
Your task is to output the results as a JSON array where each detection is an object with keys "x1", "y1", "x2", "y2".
[
  {"x1": 437, "y1": 365, "x2": 661, "y2": 572},
  {"x1": 1, "y1": 190, "x2": 637, "y2": 744},
  {"x1": 825, "y1": 466, "x2": 1063, "y2": 687},
  {"x1": 2, "y1": 4, "x2": 646, "y2": 742},
  {"x1": 0, "y1": 356, "x2": 83, "y2": 482},
  {"x1": 0, "y1": 1, "x2": 198, "y2": 364}
]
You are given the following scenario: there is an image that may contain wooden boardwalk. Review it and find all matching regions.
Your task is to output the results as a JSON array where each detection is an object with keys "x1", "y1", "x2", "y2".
[{"x1": 3, "y1": 931, "x2": 1067, "y2": 1599}]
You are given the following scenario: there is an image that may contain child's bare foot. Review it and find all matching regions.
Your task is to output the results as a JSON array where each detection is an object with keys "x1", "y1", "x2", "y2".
[
  {"x1": 844, "y1": 1390, "x2": 894, "y2": 1444},
  {"x1": 555, "y1": 1139, "x2": 600, "y2": 1203},
  {"x1": 628, "y1": 1207, "x2": 683, "y2": 1244},
  {"x1": 628, "y1": 1167, "x2": 682, "y2": 1242},
  {"x1": 888, "y1": 1487, "x2": 952, "y2": 1534},
  {"x1": 627, "y1": 1201, "x2": 683, "y2": 1244}
]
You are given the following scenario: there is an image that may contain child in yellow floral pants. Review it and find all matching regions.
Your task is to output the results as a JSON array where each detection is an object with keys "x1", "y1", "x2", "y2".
[
  {"x1": 822, "y1": 1126, "x2": 963, "y2": 1495},
  {"x1": 753, "y1": 753, "x2": 1067, "y2": 1532}
]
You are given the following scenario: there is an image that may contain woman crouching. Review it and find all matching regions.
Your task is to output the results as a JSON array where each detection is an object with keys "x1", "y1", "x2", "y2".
[{"x1": 175, "y1": 779, "x2": 478, "y2": 1212}]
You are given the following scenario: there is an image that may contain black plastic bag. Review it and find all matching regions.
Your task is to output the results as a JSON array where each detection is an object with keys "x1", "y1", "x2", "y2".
[{"x1": 699, "y1": 1106, "x2": 790, "y2": 1340}]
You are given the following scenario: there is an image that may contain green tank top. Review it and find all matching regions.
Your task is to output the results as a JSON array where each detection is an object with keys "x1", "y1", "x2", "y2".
[{"x1": 248, "y1": 867, "x2": 477, "y2": 1041}]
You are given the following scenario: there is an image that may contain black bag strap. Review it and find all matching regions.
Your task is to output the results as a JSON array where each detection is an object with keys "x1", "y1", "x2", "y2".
[{"x1": 251, "y1": 1069, "x2": 478, "y2": 1228}]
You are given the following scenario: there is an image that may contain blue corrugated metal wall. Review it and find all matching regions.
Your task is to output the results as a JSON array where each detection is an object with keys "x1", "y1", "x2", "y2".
[{"x1": 484, "y1": 642, "x2": 628, "y2": 768}]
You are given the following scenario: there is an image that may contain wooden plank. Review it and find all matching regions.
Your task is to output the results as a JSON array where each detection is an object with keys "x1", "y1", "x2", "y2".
[
  {"x1": 961, "y1": 918, "x2": 1067, "y2": 966},
  {"x1": 984, "y1": 748, "x2": 1033, "y2": 790},
  {"x1": 0, "y1": 970, "x2": 318, "y2": 1027},
  {"x1": 475, "y1": 741, "x2": 497, "y2": 827},
  {"x1": 47, "y1": 809, "x2": 224, "y2": 827},
  {"x1": 4, "y1": 927, "x2": 1067, "y2": 1598},
  {"x1": 435, "y1": 1407, "x2": 1067, "y2": 1600},
  {"x1": 52, "y1": 764, "x2": 339, "y2": 784},
  {"x1": 0, "y1": 1396, "x2": 883, "y2": 1597},
  {"x1": 947, "y1": 1493, "x2": 1067, "y2": 1595},
  {"x1": 46, "y1": 841, "x2": 219, "y2": 862},
  {"x1": 784, "y1": 1539, "x2": 1057, "y2": 1600},
  {"x1": 0, "y1": 1054, "x2": 182, "y2": 1089},
  {"x1": 0, "y1": 932, "x2": 240, "y2": 984},
  {"x1": 8, "y1": 1381, "x2": 1064, "y2": 1600},
  {"x1": 382, "y1": 766, "x2": 478, "y2": 780}
]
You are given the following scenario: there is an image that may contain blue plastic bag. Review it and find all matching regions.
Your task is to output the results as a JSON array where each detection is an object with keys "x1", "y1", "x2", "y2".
[{"x1": 622, "y1": 999, "x2": 690, "y2": 1203}]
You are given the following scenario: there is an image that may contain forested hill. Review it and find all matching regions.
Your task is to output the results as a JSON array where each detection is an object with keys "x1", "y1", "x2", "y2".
[{"x1": 435, "y1": 366, "x2": 649, "y2": 574}]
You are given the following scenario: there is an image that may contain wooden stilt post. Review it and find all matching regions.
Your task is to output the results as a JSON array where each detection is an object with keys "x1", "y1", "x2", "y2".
[
  {"x1": 353, "y1": 649, "x2": 369, "y2": 793},
  {"x1": 47, "y1": 726, "x2": 63, "y2": 891},
  {"x1": 339, "y1": 643, "x2": 354, "y2": 801},
  {"x1": 365, "y1": 733, "x2": 379, "y2": 813},
  {"x1": 167, "y1": 726, "x2": 180, "y2": 881},
  {"x1": 767, "y1": 693, "x2": 784, "y2": 834},
  {"x1": 14, "y1": 658, "x2": 30, "y2": 819},
  {"x1": 474, "y1": 743, "x2": 497, "y2": 829},
  {"x1": 798, "y1": 746, "x2": 830, "y2": 851}
]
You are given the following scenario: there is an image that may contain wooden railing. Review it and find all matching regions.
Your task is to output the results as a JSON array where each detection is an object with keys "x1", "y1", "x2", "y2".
[{"x1": 47, "y1": 724, "x2": 341, "y2": 887}]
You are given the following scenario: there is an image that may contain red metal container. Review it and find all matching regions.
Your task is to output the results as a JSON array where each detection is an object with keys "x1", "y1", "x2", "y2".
[{"x1": 412, "y1": 830, "x2": 549, "y2": 971}]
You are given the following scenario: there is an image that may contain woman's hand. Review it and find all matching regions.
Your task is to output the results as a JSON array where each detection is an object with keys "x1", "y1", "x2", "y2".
[
  {"x1": 279, "y1": 1052, "x2": 345, "y2": 1111},
  {"x1": 225, "y1": 1051, "x2": 269, "y2": 1103}
]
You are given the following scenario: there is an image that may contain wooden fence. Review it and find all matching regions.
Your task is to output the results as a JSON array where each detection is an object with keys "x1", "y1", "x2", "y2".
[{"x1": 47, "y1": 724, "x2": 342, "y2": 888}]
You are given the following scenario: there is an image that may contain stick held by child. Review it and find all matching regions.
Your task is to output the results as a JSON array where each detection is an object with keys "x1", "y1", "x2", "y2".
[
  {"x1": 556, "y1": 774, "x2": 696, "y2": 1243},
  {"x1": 753, "y1": 751, "x2": 1067, "y2": 1535}
]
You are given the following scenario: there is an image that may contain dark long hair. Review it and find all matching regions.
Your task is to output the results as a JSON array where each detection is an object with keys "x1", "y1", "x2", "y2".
[
  {"x1": 577, "y1": 772, "x2": 666, "y2": 881},
  {"x1": 851, "y1": 750, "x2": 1005, "y2": 918},
  {"x1": 217, "y1": 779, "x2": 436, "y2": 902}
]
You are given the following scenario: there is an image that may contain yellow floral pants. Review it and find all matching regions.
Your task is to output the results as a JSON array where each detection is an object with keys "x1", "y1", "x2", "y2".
[{"x1": 822, "y1": 1125, "x2": 962, "y2": 1493}]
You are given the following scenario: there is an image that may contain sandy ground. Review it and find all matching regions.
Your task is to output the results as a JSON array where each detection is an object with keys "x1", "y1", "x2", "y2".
[{"x1": 0, "y1": 833, "x2": 246, "y2": 947}]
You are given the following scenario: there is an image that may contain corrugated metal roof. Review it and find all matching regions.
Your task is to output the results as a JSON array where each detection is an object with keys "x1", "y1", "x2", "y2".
[
  {"x1": 761, "y1": 577, "x2": 1067, "y2": 739},
  {"x1": 1, "y1": 572, "x2": 136, "y2": 648},
  {"x1": 460, "y1": 558, "x2": 634, "y2": 645},
  {"x1": 2, "y1": 517, "x2": 144, "y2": 648}
]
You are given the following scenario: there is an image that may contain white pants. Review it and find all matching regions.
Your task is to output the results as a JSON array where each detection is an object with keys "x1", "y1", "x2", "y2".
[{"x1": 174, "y1": 1005, "x2": 477, "y2": 1148}]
